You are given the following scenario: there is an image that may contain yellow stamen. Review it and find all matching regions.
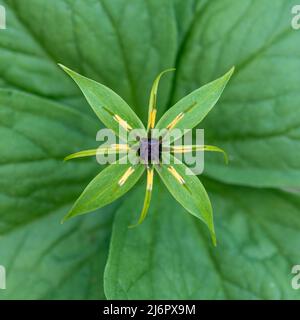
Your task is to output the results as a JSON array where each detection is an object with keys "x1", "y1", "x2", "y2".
[
  {"x1": 149, "y1": 109, "x2": 157, "y2": 129},
  {"x1": 113, "y1": 114, "x2": 133, "y2": 132},
  {"x1": 167, "y1": 166, "x2": 185, "y2": 184},
  {"x1": 111, "y1": 144, "x2": 130, "y2": 151},
  {"x1": 166, "y1": 112, "x2": 184, "y2": 130},
  {"x1": 118, "y1": 167, "x2": 135, "y2": 186},
  {"x1": 147, "y1": 168, "x2": 154, "y2": 191},
  {"x1": 171, "y1": 146, "x2": 193, "y2": 153}
]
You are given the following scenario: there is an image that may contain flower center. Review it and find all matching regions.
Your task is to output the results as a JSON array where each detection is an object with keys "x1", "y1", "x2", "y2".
[{"x1": 139, "y1": 138, "x2": 161, "y2": 164}]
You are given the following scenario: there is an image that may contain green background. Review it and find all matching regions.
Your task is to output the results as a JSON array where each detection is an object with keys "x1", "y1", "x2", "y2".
[{"x1": 0, "y1": 0, "x2": 299, "y2": 299}]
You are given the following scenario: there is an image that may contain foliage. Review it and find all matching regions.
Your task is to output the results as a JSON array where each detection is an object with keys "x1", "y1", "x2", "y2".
[{"x1": 0, "y1": 0, "x2": 299, "y2": 299}]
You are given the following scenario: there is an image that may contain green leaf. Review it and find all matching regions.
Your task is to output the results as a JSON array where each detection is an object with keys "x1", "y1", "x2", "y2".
[
  {"x1": 105, "y1": 180, "x2": 300, "y2": 299},
  {"x1": 170, "y1": 0, "x2": 300, "y2": 187},
  {"x1": 0, "y1": 0, "x2": 178, "y2": 119},
  {"x1": 64, "y1": 162, "x2": 145, "y2": 221},
  {"x1": 0, "y1": 89, "x2": 100, "y2": 231},
  {"x1": 0, "y1": 0, "x2": 179, "y2": 299},
  {"x1": 155, "y1": 157, "x2": 216, "y2": 245},
  {"x1": 2, "y1": 0, "x2": 300, "y2": 300},
  {"x1": 59, "y1": 64, "x2": 146, "y2": 137},
  {"x1": 0, "y1": 89, "x2": 111, "y2": 299},
  {"x1": 0, "y1": 207, "x2": 115, "y2": 299},
  {"x1": 155, "y1": 67, "x2": 234, "y2": 140}
]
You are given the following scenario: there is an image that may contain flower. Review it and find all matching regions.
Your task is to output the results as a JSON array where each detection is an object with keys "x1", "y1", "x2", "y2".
[{"x1": 59, "y1": 64, "x2": 234, "y2": 245}]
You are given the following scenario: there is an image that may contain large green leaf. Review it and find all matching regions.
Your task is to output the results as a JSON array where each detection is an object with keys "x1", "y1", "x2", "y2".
[
  {"x1": 105, "y1": 179, "x2": 300, "y2": 299},
  {"x1": 0, "y1": 89, "x2": 99, "y2": 231},
  {"x1": 0, "y1": 206, "x2": 115, "y2": 299},
  {"x1": 170, "y1": 0, "x2": 300, "y2": 187},
  {"x1": 1, "y1": 0, "x2": 300, "y2": 301},
  {"x1": 0, "y1": 0, "x2": 178, "y2": 121},
  {"x1": 2, "y1": 1, "x2": 299, "y2": 189},
  {"x1": 0, "y1": 0, "x2": 182, "y2": 299},
  {"x1": 0, "y1": 89, "x2": 112, "y2": 299}
]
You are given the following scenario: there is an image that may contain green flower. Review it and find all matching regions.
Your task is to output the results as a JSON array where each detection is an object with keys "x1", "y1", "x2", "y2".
[{"x1": 59, "y1": 64, "x2": 234, "y2": 245}]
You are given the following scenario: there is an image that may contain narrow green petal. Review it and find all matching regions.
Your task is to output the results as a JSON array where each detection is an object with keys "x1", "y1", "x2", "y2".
[
  {"x1": 64, "y1": 145, "x2": 130, "y2": 161},
  {"x1": 147, "y1": 68, "x2": 175, "y2": 131},
  {"x1": 169, "y1": 145, "x2": 228, "y2": 164},
  {"x1": 129, "y1": 167, "x2": 154, "y2": 227},
  {"x1": 64, "y1": 149, "x2": 99, "y2": 161}
]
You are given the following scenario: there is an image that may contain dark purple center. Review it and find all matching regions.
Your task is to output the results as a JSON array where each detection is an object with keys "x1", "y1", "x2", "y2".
[{"x1": 139, "y1": 138, "x2": 160, "y2": 164}]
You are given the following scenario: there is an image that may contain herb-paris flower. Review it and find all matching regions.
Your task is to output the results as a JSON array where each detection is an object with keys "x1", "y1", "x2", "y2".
[{"x1": 59, "y1": 64, "x2": 234, "y2": 245}]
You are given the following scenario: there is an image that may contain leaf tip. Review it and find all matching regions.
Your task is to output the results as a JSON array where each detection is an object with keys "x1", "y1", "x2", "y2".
[
  {"x1": 211, "y1": 232, "x2": 217, "y2": 247},
  {"x1": 58, "y1": 63, "x2": 73, "y2": 76},
  {"x1": 228, "y1": 66, "x2": 235, "y2": 76},
  {"x1": 61, "y1": 206, "x2": 77, "y2": 223},
  {"x1": 61, "y1": 212, "x2": 72, "y2": 224},
  {"x1": 58, "y1": 63, "x2": 66, "y2": 70}
]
